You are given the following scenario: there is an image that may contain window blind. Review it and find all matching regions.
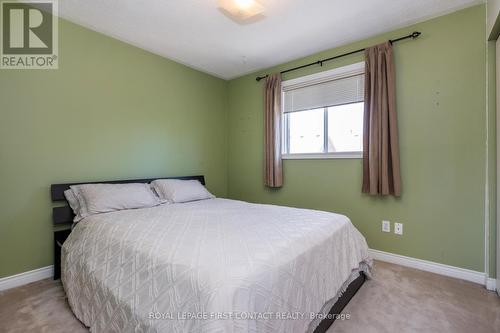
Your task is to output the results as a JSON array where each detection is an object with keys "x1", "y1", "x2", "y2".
[{"x1": 283, "y1": 73, "x2": 364, "y2": 113}]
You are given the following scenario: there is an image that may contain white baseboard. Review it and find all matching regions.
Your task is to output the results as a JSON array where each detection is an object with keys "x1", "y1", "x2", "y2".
[
  {"x1": 369, "y1": 249, "x2": 497, "y2": 291},
  {"x1": 0, "y1": 266, "x2": 53, "y2": 292},
  {"x1": 0, "y1": 252, "x2": 497, "y2": 293},
  {"x1": 486, "y1": 277, "x2": 497, "y2": 291}
]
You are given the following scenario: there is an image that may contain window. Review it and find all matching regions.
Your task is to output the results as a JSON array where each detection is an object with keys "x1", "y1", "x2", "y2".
[{"x1": 281, "y1": 62, "x2": 364, "y2": 159}]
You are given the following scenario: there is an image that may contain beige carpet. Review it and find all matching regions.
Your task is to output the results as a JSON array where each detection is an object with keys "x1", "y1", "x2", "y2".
[{"x1": 0, "y1": 261, "x2": 499, "y2": 333}]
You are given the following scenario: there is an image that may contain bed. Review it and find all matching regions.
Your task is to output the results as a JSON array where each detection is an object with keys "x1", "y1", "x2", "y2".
[{"x1": 51, "y1": 176, "x2": 372, "y2": 333}]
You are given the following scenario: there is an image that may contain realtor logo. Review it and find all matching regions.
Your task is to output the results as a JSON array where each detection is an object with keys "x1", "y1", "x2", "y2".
[{"x1": 1, "y1": 0, "x2": 58, "y2": 69}]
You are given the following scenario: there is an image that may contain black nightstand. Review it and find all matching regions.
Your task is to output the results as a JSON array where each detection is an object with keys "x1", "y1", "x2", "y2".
[{"x1": 54, "y1": 229, "x2": 71, "y2": 280}]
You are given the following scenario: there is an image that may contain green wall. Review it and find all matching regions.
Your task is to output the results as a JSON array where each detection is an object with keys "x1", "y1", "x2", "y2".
[
  {"x1": 0, "y1": 19, "x2": 228, "y2": 277},
  {"x1": 227, "y1": 5, "x2": 489, "y2": 272}
]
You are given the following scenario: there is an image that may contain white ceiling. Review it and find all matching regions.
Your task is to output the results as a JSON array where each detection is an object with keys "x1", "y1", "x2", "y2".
[{"x1": 59, "y1": 0, "x2": 484, "y2": 80}]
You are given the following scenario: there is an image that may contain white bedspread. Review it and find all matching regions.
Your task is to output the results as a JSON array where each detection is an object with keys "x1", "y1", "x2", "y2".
[{"x1": 62, "y1": 198, "x2": 372, "y2": 333}]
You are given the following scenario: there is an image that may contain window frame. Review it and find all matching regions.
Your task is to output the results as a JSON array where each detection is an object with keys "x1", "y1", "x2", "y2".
[{"x1": 281, "y1": 62, "x2": 365, "y2": 160}]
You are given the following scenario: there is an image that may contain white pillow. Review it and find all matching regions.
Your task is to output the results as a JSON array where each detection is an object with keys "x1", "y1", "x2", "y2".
[
  {"x1": 64, "y1": 189, "x2": 86, "y2": 222},
  {"x1": 67, "y1": 183, "x2": 161, "y2": 221},
  {"x1": 151, "y1": 179, "x2": 215, "y2": 203}
]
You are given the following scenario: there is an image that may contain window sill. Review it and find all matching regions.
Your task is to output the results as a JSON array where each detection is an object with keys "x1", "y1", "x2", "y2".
[{"x1": 282, "y1": 152, "x2": 363, "y2": 160}]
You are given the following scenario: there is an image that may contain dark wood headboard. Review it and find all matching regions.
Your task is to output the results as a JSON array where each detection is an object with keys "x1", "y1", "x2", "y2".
[{"x1": 50, "y1": 175, "x2": 205, "y2": 225}]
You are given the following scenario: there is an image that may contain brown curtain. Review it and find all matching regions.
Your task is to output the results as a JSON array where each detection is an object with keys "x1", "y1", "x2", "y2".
[
  {"x1": 264, "y1": 73, "x2": 283, "y2": 188},
  {"x1": 362, "y1": 42, "x2": 401, "y2": 197}
]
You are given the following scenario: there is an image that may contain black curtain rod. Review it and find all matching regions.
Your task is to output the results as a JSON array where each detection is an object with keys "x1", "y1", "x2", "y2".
[{"x1": 255, "y1": 31, "x2": 421, "y2": 82}]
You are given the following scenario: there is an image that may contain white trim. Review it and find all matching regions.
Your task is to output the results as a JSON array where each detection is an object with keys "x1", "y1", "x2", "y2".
[
  {"x1": 282, "y1": 152, "x2": 362, "y2": 160},
  {"x1": 495, "y1": 35, "x2": 500, "y2": 296},
  {"x1": 282, "y1": 62, "x2": 365, "y2": 90},
  {"x1": 0, "y1": 266, "x2": 53, "y2": 292},
  {"x1": 0, "y1": 255, "x2": 496, "y2": 294},
  {"x1": 486, "y1": 277, "x2": 497, "y2": 292},
  {"x1": 484, "y1": 33, "x2": 490, "y2": 293},
  {"x1": 369, "y1": 249, "x2": 496, "y2": 291}
]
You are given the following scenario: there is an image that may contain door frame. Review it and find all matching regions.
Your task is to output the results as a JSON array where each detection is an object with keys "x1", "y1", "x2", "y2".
[{"x1": 496, "y1": 37, "x2": 500, "y2": 295}]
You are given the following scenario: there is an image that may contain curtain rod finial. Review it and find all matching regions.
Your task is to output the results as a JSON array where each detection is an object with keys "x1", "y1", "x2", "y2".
[
  {"x1": 412, "y1": 31, "x2": 421, "y2": 39},
  {"x1": 256, "y1": 74, "x2": 268, "y2": 82}
]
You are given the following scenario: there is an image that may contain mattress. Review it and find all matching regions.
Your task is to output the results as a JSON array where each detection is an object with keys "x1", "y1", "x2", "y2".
[{"x1": 61, "y1": 198, "x2": 372, "y2": 333}]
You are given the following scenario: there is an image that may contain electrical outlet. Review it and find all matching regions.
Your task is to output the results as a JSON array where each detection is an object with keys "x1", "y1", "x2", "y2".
[
  {"x1": 394, "y1": 222, "x2": 403, "y2": 235},
  {"x1": 382, "y1": 220, "x2": 390, "y2": 233}
]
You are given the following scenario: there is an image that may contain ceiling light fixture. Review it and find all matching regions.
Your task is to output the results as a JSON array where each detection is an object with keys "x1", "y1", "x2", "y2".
[{"x1": 218, "y1": 0, "x2": 265, "y2": 21}]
